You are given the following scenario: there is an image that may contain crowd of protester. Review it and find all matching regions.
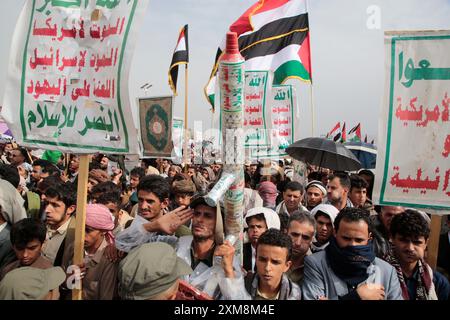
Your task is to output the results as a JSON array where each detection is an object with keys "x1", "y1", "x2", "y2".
[{"x1": 0, "y1": 138, "x2": 448, "y2": 300}]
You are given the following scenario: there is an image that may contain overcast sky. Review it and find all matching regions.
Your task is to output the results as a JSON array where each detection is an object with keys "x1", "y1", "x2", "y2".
[{"x1": 1, "y1": 0, "x2": 449, "y2": 142}]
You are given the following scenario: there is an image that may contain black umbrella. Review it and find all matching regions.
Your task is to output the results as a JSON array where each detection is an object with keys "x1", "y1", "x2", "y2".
[
  {"x1": 286, "y1": 137, "x2": 361, "y2": 171},
  {"x1": 344, "y1": 141, "x2": 377, "y2": 169}
]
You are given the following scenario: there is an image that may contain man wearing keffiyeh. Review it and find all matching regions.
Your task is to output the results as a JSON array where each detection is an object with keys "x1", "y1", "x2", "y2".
[
  {"x1": 384, "y1": 209, "x2": 449, "y2": 300},
  {"x1": 62, "y1": 204, "x2": 118, "y2": 300}
]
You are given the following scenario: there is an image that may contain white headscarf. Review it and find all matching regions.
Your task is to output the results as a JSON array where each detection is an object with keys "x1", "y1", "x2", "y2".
[{"x1": 244, "y1": 207, "x2": 280, "y2": 230}]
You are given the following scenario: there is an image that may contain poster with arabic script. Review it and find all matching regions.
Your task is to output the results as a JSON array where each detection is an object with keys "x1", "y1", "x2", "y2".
[
  {"x1": 373, "y1": 31, "x2": 450, "y2": 210},
  {"x1": 244, "y1": 70, "x2": 269, "y2": 147},
  {"x1": 250, "y1": 84, "x2": 298, "y2": 160},
  {"x1": 1, "y1": 0, "x2": 149, "y2": 154},
  {"x1": 138, "y1": 96, "x2": 173, "y2": 158}
]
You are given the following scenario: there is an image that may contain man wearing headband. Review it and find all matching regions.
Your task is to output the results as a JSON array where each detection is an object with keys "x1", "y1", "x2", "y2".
[
  {"x1": 305, "y1": 180, "x2": 326, "y2": 211},
  {"x1": 62, "y1": 203, "x2": 118, "y2": 300}
]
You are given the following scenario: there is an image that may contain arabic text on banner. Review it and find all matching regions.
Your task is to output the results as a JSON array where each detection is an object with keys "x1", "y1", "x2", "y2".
[
  {"x1": 373, "y1": 30, "x2": 450, "y2": 211},
  {"x1": 250, "y1": 84, "x2": 297, "y2": 160},
  {"x1": 244, "y1": 70, "x2": 269, "y2": 148},
  {"x1": 1, "y1": 0, "x2": 149, "y2": 154}
]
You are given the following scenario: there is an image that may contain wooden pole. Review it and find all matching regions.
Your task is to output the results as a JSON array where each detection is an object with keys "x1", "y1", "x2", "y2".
[
  {"x1": 310, "y1": 84, "x2": 315, "y2": 137},
  {"x1": 183, "y1": 64, "x2": 189, "y2": 172},
  {"x1": 72, "y1": 155, "x2": 89, "y2": 300},
  {"x1": 427, "y1": 211, "x2": 442, "y2": 270}
]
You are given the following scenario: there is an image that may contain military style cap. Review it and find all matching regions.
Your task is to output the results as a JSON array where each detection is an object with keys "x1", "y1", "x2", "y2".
[
  {"x1": 118, "y1": 242, "x2": 192, "y2": 300},
  {"x1": 0, "y1": 267, "x2": 66, "y2": 300}
]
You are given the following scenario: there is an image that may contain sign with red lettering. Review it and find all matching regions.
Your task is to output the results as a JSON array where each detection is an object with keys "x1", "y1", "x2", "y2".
[
  {"x1": 373, "y1": 30, "x2": 450, "y2": 210},
  {"x1": 1, "y1": 0, "x2": 149, "y2": 154}
]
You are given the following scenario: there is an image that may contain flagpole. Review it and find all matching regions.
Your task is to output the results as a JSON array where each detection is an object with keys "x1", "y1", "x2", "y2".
[
  {"x1": 310, "y1": 84, "x2": 315, "y2": 136},
  {"x1": 184, "y1": 64, "x2": 189, "y2": 172}
]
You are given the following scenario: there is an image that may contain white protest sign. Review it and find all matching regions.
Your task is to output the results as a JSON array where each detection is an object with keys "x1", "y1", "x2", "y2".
[
  {"x1": 2, "y1": 0, "x2": 149, "y2": 154},
  {"x1": 251, "y1": 84, "x2": 298, "y2": 160},
  {"x1": 172, "y1": 117, "x2": 183, "y2": 159},
  {"x1": 373, "y1": 31, "x2": 450, "y2": 210},
  {"x1": 244, "y1": 70, "x2": 269, "y2": 147}
]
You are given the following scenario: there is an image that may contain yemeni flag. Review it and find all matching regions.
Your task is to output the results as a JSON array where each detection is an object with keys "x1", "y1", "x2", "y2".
[
  {"x1": 168, "y1": 25, "x2": 188, "y2": 95},
  {"x1": 326, "y1": 121, "x2": 340, "y2": 139},
  {"x1": 204, "y1": 0, "x2": 312, "y2": 110},
  {"x1": 348, "y1": 123, "x2": 361, "y2": 142}
]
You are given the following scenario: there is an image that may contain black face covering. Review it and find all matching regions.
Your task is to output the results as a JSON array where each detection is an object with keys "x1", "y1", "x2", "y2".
[{"x1": 326, "y1": 236, "x2": 376, "y2": 287}]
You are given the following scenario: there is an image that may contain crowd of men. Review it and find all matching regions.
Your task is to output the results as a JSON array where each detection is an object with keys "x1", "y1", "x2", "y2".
[{"x1": 0, "y1": 138, "x2": 449, "y2": 300}]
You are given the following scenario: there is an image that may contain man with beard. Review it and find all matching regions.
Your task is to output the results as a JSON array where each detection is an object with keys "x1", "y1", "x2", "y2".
[
  {"x1": 116, "y1": 193, "x2": 230, "y2": 298},
  {"x1": 216, "y1": 229, "x2": 301, "y2": 300},
  {"x1": 286, "y1": 211, "x2": 315, "y2": 286},
  {"x1": 302, "y1": 207, "x2": 403, "y2": 300},
  {"x1": 384, "y1": 210, "x2": 449, "y2": 300},
  {"x1": 28, "y1": 159, "x2": 53, "y2": 190},
  {"x1": 310, "y1": 204, "x2": 339, "y2": 253},
  {"x1": 175, "y1": 196, "x2": 239, "y2": 298},
  {"x1": 99, "y1": 156, "x2": 109, "y2": 171},
  {"x1": 305, "y1": 180, "x2": 326, "y2": 211},
  {"x1": 326, "y1": 172, "x2": 353, "y2": 211},
  {"x1": 243, "y1": 207, "x2": 280, "y2": 273},
  {"x1": 41, "y1": 184, "x2": 76, "y2": 267}
]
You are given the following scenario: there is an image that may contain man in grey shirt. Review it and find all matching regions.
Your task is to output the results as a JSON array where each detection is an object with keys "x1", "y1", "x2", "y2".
[{"x1": 302, "y1": 207, "x2": 403, "y2": 300}]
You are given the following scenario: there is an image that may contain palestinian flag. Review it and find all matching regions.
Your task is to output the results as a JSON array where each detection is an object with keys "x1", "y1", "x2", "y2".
[
  {"x1": 348, "y1": 123, "x2": 362, "y2": 142},
  {"x1": 169, "y1": 25, "x2": 188, "y2": 96},
  {"x1": 326, "y1": 121, "x2": 340, "y2": 139},
  {"x1": 340, "y1": 122, "x2": 346, "y2": 143},
  {"x1": 204, "y1": 0, "x2": 311, "y2": 110}
]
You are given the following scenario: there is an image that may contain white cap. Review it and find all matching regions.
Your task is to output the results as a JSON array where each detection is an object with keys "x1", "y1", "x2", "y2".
[{"x1": 306, "y1": 180, "x2": 327, "y2": 196}]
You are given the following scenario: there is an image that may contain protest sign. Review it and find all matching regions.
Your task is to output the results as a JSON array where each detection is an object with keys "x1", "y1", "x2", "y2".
[
  {"x1": 2, "y1": 0, "x2": 148, "y2": 154},
  {"x1": 373, "y1": 31, "x2": 450, "y2": 210}
]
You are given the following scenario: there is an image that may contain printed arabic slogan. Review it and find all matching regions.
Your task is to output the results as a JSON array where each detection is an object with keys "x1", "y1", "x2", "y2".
[
  {"x1": 1, "y1": 0, "x2": 149, "y2": 154},
  {"x1": 250, "y1": 84, "x2": 297, "y2": 160},
  {"x1": 138, "y1": 96, "x2": 173, "y2": 158},
  {"x1": 373, "y1": 30, "x2": 450, "y2": 210},
  {"x1": 244, "y1": 71, "x2": 269, "y2": 148}
]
